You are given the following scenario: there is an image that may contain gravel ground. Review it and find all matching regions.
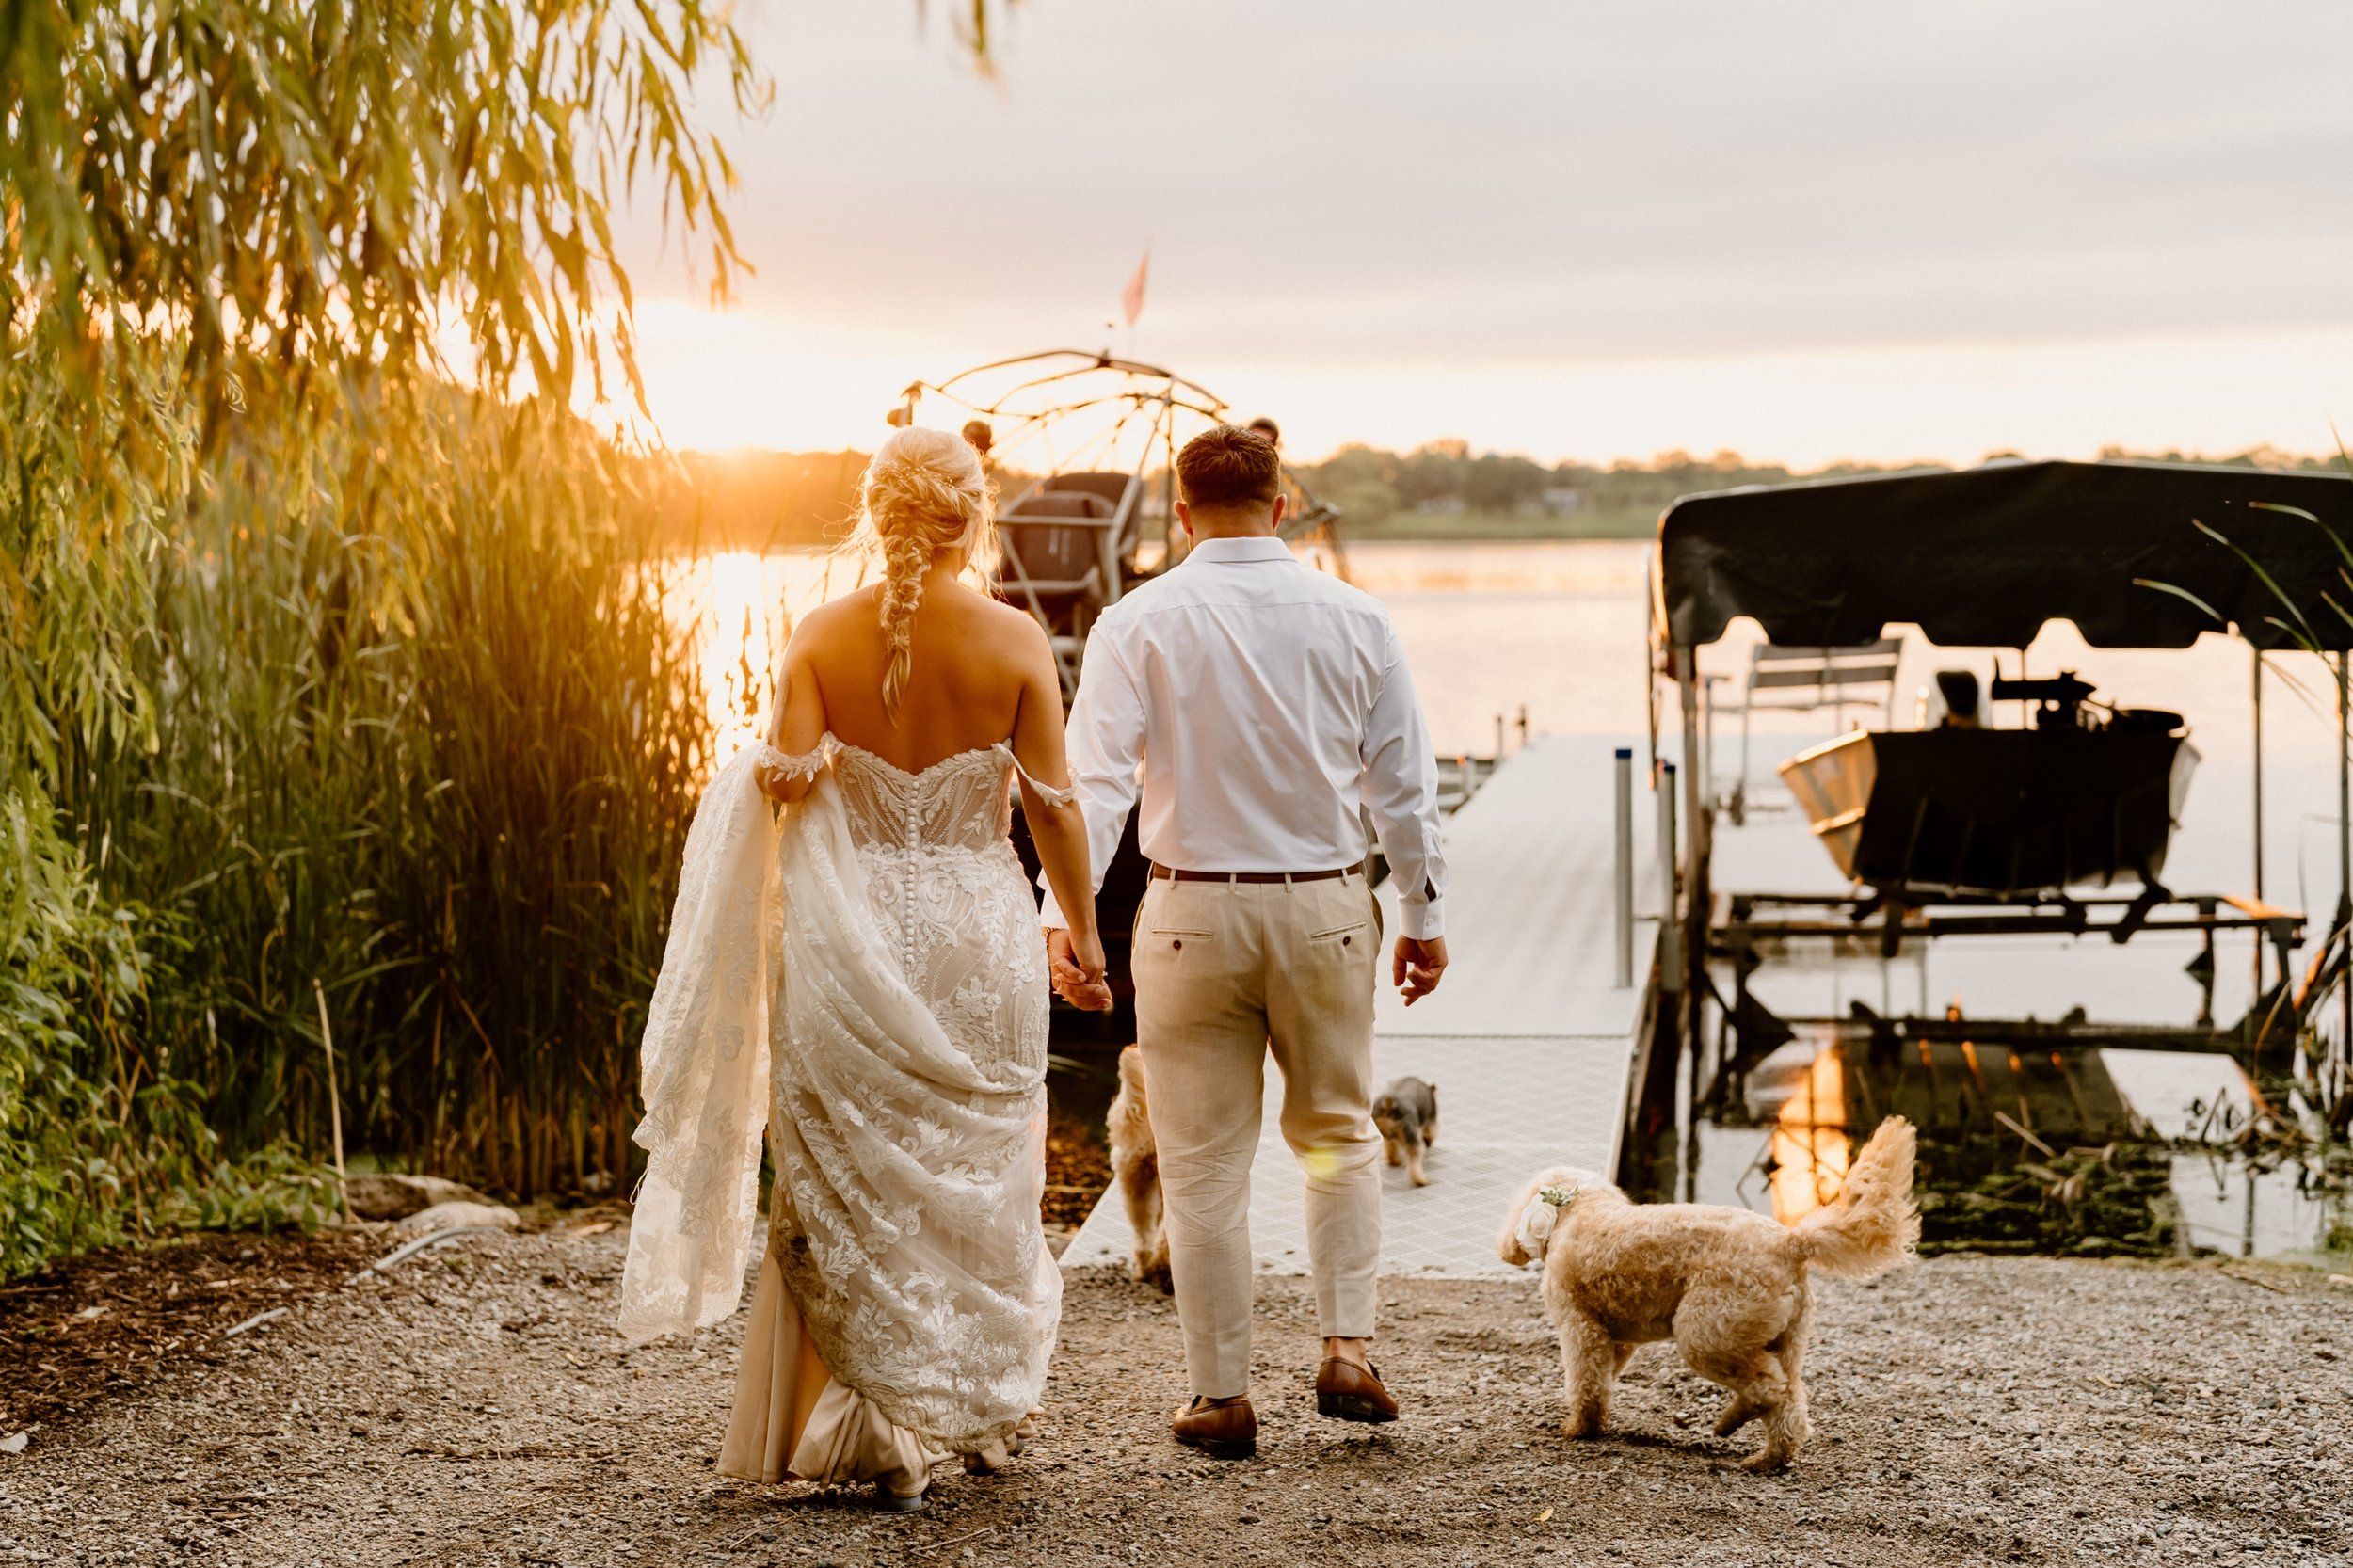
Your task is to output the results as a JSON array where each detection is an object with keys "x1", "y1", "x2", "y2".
[{"x1": 4, "y1": 1227, "x2": 2350, "y2": 1568}]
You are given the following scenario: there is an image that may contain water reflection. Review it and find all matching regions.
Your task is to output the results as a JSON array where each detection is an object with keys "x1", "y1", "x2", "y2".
[
  {"x1": 1769, "y1": 1046, "x2": 1849, "y2": 1222},
  {"x1": 1656, "y1": 1026, "x2": 2349, "y2": 1262},
  {"x1": 663, "y1": 539, "x2": 2351, "y2": 1262},
  {"x1": 665, "y1": 551, "x2": 866, "y2": 770}
]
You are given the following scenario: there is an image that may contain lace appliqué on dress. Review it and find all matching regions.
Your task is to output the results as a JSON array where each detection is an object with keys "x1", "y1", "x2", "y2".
[
  {"x1": 754, "y1": 740, "x2": 831, "y2": 784},
  {"x1": 766, "y1": 738, "x2": 1061, "y2": 1452},
  {"x1": 618, "y1": 746, "x2": 781, "y2": 1347},
  {"x1": 622, "y1": 732, "x2": 1064, "y2": 1456}
]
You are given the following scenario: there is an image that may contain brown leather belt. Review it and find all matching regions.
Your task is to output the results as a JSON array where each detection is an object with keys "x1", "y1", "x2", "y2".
[{"x1": 1149, "y1": 863, "x2": 1356, "y2": 885}]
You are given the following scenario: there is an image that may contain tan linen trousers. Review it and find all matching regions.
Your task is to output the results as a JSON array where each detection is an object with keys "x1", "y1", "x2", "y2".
[{"x1": 1131, "y1": 871, "x2": 1384, "y2": 1399}]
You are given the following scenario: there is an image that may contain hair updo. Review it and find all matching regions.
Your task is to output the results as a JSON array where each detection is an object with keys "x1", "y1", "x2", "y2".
[{"x1": 844, "y1": 426, "x2": 1000, "y2": 723}]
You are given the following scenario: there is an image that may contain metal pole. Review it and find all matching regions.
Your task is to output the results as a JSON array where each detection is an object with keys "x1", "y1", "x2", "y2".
[
  {"x1": 1657, "y1": 760, "x2": 1681, "y2": 991},
  {"x1": 1677, "y1": 648, "x2": 1707, "y2": 995},
  {"x1": 2252, "y1": 643, "x2": 2265, "y2": 1003},
  {"x1": 2339, "y1": 649, "x2": 2350, "y2": 1057},
  {"x1": 1701, "y1": 675, "x2": 1717, "y2": 809},
  {"x1": 1614, "y1": 747, "x2": 1635, "y2": 988}
]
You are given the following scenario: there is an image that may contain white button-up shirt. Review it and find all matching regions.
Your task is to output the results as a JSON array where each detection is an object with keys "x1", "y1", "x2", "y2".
[{"x1": 1036, "y1": 535, "x2": 1448, "y2": 939}]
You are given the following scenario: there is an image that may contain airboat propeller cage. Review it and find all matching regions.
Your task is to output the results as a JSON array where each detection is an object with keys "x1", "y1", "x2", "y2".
[{"x1": 891, "y1": 348, "x2": 1347, "y2": 702}]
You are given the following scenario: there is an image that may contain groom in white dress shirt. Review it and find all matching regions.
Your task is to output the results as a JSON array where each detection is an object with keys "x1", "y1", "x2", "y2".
[{"x1": 1038, "y1": 424, "x2": 1449, "y2": 1460}]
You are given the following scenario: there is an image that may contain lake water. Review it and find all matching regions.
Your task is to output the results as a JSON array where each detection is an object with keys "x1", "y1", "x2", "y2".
[
  {"x1": 670, "y1": 540, "x2": 2351, "y2": 1260},
  {"x1": 672, "y1": 538, "x2": 2346, "y2": 917}
]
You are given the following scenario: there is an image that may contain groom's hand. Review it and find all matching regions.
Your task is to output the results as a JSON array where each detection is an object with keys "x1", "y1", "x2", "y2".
[
  {"x1": 1047, "y1": 928, "x2": 1115, "y2": 1012},
  {"x1": 1393, "y1": 936, "x2": 1449, "y2": 1006}
]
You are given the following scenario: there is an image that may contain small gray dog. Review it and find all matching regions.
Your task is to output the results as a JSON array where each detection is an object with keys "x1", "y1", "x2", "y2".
[{"x1": 1372, "y1": 1077, "x2": 1439, "y2": 1187}]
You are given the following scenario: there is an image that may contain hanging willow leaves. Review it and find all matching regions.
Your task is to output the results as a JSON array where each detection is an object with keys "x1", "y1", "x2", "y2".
[
  {"x1": 8, "y1": 0, "x2": 763, "y2": 409},
  {"x1": 0, "y1": 0, "x2": 791, "y2": 1274}
]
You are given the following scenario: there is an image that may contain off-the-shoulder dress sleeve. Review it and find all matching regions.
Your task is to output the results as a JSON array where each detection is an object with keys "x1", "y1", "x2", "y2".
[
  {"x1": 755, "y1": 739, "x2": 833, "y2": 785},
  {"x1": 1001, "y1": 745, "x2": 1076, "y2": 808}
]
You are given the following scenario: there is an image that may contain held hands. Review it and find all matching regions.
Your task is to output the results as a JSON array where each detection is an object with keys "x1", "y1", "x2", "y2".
[
  {"x1": 1393, "y1": 936, "x2": 1449, "y2": 1006},
  {"x1": 1046, "y1": 927, "x2": 1114, "y2": 1012}
]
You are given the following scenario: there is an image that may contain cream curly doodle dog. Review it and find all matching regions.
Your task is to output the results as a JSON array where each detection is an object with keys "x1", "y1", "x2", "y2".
[{"x1": 1497, "y1": 1116, "x2": 1919, "y2": 1471}]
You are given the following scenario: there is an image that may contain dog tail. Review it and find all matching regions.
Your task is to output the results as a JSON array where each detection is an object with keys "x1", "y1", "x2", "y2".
[{"x1": 1788, "y1": 1116, "x2": 1919, "y2": 1279}]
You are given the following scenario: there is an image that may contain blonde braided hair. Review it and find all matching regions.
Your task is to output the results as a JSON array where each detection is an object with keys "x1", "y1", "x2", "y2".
[{"x1": 844, "y1": 427, "x2": 1000, "y2": 723}]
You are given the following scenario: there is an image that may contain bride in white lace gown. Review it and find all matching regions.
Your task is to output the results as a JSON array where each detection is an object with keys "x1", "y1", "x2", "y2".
[{"x1": 616, "y1": 427, "x2": 1111, "y2": 1510}]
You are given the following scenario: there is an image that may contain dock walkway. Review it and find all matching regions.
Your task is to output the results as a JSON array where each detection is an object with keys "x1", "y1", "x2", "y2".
[{"x1": 1061, "y1": 736, "x2": 1657, "y2": 1281}]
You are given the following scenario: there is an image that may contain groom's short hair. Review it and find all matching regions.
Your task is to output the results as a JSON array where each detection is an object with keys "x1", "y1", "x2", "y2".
[{"x1": 1176, "y1": 425, "x2": 1282, "y2": 512}]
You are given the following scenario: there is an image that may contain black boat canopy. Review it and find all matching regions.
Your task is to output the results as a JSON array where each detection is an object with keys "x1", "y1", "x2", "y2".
[{"x1": 1656, "y1": 459, "x2": 2353, "y2": 651}]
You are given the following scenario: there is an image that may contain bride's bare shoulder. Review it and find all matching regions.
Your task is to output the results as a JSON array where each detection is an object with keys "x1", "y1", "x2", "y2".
[
  {"x1": 790, "y1": 587, "x2": 882, "y2": 645},
  {"x1": 975, "y1": 589, "x2": 1050, "y2": 639}
]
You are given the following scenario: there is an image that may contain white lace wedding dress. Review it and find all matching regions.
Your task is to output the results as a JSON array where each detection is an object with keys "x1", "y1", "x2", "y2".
[{"x1": 617, "y1": 733, "x2": 1066, "y2": 1494}]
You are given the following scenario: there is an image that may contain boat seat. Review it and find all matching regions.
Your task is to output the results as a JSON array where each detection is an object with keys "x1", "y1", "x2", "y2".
[
  {"x1": 1000, "y1": 493, "x2": 1110, "y2": 599},
  {"x1": 998, "y1": 474, "x2": 1139, "y2": 700},
  {"x1": 1006, "y1": 490, "x2": 1113, "y2": 520},
  {"x1": 1037, "y1": 472, "x2": 1134, "y2": 510}
]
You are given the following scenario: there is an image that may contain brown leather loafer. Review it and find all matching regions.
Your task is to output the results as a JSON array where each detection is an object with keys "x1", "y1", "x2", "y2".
[
  {"x1": 1315, "y1": 1358, "x2": 1399, "y2": 1423},
  {"x1": 1171, "y1": 1395, "x2": 1257, "y2": 1460}
]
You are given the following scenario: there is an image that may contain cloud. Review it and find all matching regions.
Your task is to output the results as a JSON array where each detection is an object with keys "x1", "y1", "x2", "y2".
[{"x1": 615, "y1": 0, "x2": 2353, "y2": 456}]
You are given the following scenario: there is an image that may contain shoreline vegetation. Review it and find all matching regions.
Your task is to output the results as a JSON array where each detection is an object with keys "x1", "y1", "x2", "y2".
[
  {"x1": 666, "y1": 441, "x2": 2353, "y2": 551},
  {"x1": 5, "y1": 3, "x2": 2345, "y2": 1304},
  {"x1": 3, "y1": 0, "x2": 761, "y2": 1279}
]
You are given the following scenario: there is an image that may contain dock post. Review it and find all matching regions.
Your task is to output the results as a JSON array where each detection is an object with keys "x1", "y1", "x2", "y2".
[
  {"x1": 2251, "y1": 644, "x2": 2265, "y2": 1008},
  {"x1": 1657, "y1": 760, "x2": 1681, "y2": 990},
  {"x1": 1614, "y1": 747, "x2": 1635, "y2": 987}
]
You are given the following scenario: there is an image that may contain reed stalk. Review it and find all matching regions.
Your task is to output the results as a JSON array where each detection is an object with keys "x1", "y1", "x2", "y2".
[{"x1": 52, "y1": 394, "x2": 712, "y2": 1204}]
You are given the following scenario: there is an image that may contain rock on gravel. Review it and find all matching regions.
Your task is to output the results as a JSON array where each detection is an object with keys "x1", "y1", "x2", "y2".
[
  {"x1": 344, "y1": 1175, "x2": 500, "y2": 1221},
  {"x1": 1, "y1": 1233, "x2": 2347, "y2": 1567},
  {"x1": 392, "y1": 1199, "x2": 522, "y2": 1236}
]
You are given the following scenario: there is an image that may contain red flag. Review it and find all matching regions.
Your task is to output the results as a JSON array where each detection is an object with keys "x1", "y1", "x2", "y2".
[{"x1": 1121, "y1": 248, "x2": 1149, "y2": 328}]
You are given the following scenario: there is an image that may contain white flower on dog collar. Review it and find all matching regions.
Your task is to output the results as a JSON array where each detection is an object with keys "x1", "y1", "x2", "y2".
[{"x1": 1515, "y1": 1183, "x2": 1582, "y2": 1261}]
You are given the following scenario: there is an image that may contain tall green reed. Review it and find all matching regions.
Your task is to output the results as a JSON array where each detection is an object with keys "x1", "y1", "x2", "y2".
[{"x1": 63, "y1": 395, "x2": 712, "y2": 1202}]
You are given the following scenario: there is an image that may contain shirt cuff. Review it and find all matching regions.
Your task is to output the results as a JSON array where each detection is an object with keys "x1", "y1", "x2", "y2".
[
  {"x1": 1397, "y1": 892, "x2": 1443, "y2": 941},
  {"x1": 1036, "y1": 882, "x2": 1069, "y2": 932}
]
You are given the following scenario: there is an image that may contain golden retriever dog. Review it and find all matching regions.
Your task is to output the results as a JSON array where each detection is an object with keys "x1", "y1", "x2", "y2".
[
  {"x1": 1497, "y1": 1116, "x2": 1918, "y2": 1471},
  {"x1": 1105, "y1": 1046, "x2": 1171, "y2": 1290}
]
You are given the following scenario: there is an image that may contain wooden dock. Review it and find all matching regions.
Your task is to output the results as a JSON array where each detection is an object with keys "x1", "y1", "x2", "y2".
[{"x1": 1061, "y1": 736, "x2": 1659, "y2": 1282}]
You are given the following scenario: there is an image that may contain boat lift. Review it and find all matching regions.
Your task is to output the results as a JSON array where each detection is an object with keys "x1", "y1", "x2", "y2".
[{"x1": 1645, "y1": 458, "x2": 2353, "y2": 1086}]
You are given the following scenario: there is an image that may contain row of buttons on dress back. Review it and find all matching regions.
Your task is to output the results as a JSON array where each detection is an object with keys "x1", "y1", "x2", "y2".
[{"x1": 903, "y1": 792, "x2": 922, "y2": 971}]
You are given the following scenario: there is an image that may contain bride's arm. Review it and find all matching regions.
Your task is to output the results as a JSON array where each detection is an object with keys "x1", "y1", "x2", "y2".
[
  {"x1": 757, "y1": 623, "x2": 830, "y2": 804},
  {"x1": 1008, "y1": 626, "x2": 1111, "y2": 1009}
]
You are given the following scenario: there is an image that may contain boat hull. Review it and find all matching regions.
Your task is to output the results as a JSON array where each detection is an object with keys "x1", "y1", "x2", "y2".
[{"x1": 1780, "y1": 728, "x2": 2198, "y2": 897}]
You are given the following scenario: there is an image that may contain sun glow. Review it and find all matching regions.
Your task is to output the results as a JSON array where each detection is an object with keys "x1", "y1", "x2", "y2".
[{"x1": 667, "y1": 550, "x2": 872, "y2": 772}]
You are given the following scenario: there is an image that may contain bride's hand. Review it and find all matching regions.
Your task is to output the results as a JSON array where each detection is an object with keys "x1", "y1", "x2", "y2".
[{"x1": 1047, "y1": 928, "x2": 1114, "y2": 1012}]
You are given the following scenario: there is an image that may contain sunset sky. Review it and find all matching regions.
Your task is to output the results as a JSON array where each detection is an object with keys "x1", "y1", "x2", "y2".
[{"x1": 616, "y1": 1, "x2": 2353, "y2": 468}]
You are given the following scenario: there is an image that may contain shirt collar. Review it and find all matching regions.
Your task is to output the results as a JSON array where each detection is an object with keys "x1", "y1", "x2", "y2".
[{"x1": 1184, "y1": 536, "x2": 1293, "y2": 565}]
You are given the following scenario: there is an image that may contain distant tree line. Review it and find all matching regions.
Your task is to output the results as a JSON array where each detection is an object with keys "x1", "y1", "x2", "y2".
[
  {"x1": 1299, "y1": 441, "x2": 2353, "y2": 539},
  {"x1": 654, "y1": 440, "x2": 2351, "y2": 551},
  {"x1": 664, "y1": 450, "x2": 873, "y2": 550}
]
